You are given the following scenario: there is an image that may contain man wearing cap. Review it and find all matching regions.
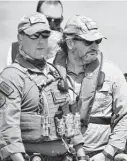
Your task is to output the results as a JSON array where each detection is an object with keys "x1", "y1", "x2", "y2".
[
  {"x1": 54, "y1": 15, "x2": 127, "y2": 161},
  {"x1": 0, "y1": 12, "x2": 50, "y2": 161},
  {"x1": 0, "y1": 13, "x2": 87, "y2": 161},
  {"x1": 6, "y1": 0, "x2": 63, "y2": 66}
]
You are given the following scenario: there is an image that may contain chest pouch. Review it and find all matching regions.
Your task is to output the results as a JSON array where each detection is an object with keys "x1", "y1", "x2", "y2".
[{"x1": 54, "y1": 101, "x2": 81, "y2": 139}]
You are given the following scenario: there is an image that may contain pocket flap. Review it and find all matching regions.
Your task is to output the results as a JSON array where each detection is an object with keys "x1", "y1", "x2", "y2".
[
  {"x1": 98, "y1": 81, "x2": 110, "y2": 92},
  {"x1": 51, "y1": 91, "x2": 67, "y2": 104}
]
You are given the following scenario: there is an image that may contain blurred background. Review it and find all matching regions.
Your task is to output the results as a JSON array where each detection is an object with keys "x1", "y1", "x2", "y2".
[{"x1": 0, "y1": 1, "x2": 127, "y2": 73}]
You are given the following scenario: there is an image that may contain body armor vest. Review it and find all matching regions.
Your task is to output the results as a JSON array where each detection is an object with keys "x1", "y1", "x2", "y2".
[{"x1": 7, "y1": 63, "x2": 70, "y2": 143}]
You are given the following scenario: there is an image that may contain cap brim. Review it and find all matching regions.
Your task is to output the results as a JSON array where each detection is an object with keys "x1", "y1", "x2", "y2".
[
  {"x1": 79, "y1": 30, "x2": 106, "y2": 41},
  {"x1": 24, "y1": 23, "x2": 51, "y2": 35}
]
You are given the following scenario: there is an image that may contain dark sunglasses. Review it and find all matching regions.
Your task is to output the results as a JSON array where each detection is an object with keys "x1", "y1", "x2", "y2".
[
  {"x1": 73, "y1": 37, "x2": 102, "y2": 46},
  {"x1": 26, "y1": 31, "x2": 50, "y2": 40},
  {"x1": 46, "y1": 17, "x2": 62, "y2": 25}
]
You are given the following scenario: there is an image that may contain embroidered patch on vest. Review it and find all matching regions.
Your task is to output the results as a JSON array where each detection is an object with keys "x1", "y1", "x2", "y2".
[
  {"x1": 0, "y1": 92, "x2": 6, "y2": 108},
  {"x1": 0, "y1": 81, "x2": 14, "y2": 96}
]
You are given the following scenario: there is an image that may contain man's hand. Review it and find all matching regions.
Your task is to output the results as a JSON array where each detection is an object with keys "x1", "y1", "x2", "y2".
[
  {"x1": 11, "y1": 153, "x2": 25, "y2": 161},
  {"x1": 114, "y1": 153, "x2": 127, "y2": 161},
  {"x1": 90, "y1": 152, "x2": 110, "y2": 161}
]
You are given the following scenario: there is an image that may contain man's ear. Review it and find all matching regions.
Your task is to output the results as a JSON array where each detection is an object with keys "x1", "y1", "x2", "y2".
[
  {"x1": 60, "y1": 16, "x2": 63, "y2": 23},
  {"x1": 66, "y1": 39, "x2": 74, "y2": 50},
  {"x1": 17, "y1": 33, "x2": 24, "y2": 43}
]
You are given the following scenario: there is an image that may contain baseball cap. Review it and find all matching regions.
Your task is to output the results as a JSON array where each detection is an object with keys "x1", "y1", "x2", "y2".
[
  {"x1": 64, "y1": 15, "x2": 106, "y2": 41},
  {"x1": 18, "y1": 12, "x2": 51, "y2": 35}
]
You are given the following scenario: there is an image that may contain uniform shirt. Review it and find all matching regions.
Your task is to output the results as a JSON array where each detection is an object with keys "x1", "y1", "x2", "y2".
[
  {"x1": 0, "y1": 54, "x2": 52, "y2": 159},
  {"x1": 67, "y1": 60, "x2": 127, "y2": 155},
  {"x1": 0, "y1": 53, "x2": 84, "y2": 159}
]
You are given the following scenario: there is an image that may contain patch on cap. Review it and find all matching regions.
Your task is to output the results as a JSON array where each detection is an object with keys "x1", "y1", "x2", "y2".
[
  {"x1": 78, "y1": 16, "x2": 98, "y2": 33},
  {"x1": 85, "y1": 21, "x2": 98, "y2": 30},
  {"x1": 29, "y1": 14, "x2": 47, "y2": 25}
]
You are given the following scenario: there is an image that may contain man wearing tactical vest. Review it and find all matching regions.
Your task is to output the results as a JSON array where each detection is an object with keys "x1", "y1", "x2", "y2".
[
  {"x1": 54, "y1": 15, "x2": 127, "y2": 161},
  {"x1": 6, "y1": 0, "x2": 63, "y2": 65},
  {"x1": 0, "y1": 13, "x2": 86, "y2": 161}
]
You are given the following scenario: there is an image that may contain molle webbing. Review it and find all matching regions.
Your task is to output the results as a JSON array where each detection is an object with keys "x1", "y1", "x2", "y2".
[
  {"x1": 5, "y1": 63, "x2": 70, "y2": 142},
  {"x1": 22, "y1": 65, "x2": 70, "y2": 142}
]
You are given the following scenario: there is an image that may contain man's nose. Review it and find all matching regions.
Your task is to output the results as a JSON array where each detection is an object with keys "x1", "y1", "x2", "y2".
[
  {"x1": 50, "y1": 20, "x2": 56, "y2": 30},
  {"x1": 38, "y1": 35, "x2": 44, "y2": 43},
  {"x1": 91, "y1": 41, "x2": 99, "y2": 48}
]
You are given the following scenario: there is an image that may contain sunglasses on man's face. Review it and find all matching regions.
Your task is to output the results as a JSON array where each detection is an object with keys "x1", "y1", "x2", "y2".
[
  {"x1": 26, "y1": 32, "x2": 50, "y2": 40},
  {"x1": 73, "y1": 38, "x2": 102, "y2": 46},
  {"x1": 46, "y1": 17, "x2": 62, "y2": 26}
]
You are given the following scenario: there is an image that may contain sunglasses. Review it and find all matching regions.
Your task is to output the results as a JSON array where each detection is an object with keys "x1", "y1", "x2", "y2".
[
  {"x1": 46, "y1": 17, "x2": 62, "y2": 25},
  {"x1": 73, "y1": 37, "x2": 102, "y2": 46},
  {"x1": 26, "y1": 32, "x2": 50, "y2": 40}
]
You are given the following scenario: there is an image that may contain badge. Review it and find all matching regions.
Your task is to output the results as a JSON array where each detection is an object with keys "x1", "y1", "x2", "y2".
[
  {"x1": 85, "y1": 21, "x2": 98, "y2": 30},
  {"x1": 0, "y1": 92, "x2": 6, "y2": 108},
  {"x1": 30, "y1": 14, "x2": 47, "y2": 24},
  {"x1": 0, "y1": 81, "x2": 14, "y2": 96}
]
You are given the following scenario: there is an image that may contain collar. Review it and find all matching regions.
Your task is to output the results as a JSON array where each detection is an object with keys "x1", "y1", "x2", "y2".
[
  {"x1": 67, "y1": 64, "x2": 86, "y2": 77},
  {"x1": 67, "y1": 69, "x2": 85, "y2": 77},
  {"x1": 15, "y1": 53, "x2": 50, "y2": 75}
]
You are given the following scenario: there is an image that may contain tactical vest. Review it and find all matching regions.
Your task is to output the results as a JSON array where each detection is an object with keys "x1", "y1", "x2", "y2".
[{"x1": 6, "y1": 63, "x2": 70, "y2": 143}]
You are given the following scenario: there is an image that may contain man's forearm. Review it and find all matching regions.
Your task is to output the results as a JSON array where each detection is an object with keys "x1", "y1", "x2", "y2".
[
  {"x1": 104, "y1": 144, "x2": 118, "y2": 156},
  {"x1": 11, "y1": 153, "x2": 25, "y2": 161}
]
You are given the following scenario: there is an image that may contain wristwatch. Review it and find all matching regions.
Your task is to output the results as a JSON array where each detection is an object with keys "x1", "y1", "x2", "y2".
[{"x1": 102, "y1": 150, "x2": 114, "y2": 160}]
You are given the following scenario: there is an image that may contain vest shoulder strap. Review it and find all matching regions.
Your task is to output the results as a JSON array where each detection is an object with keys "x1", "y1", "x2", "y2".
[
  {"x1": 5, "y1": 63, "x2": 27, "y2": 74},
  {"x1": 79, "y1": 52, "x2": 104, "y2": 126}
]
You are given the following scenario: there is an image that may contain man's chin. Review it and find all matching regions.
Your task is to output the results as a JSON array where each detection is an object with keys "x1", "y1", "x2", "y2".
[{"x1": 82, "y1": 59, "x2": 93, "y2": 65}]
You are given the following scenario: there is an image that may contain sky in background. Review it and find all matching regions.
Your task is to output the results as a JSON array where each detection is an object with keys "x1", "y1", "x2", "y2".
[{"x1": 0, "y1": 1, "x2": 127, "y2": 73}]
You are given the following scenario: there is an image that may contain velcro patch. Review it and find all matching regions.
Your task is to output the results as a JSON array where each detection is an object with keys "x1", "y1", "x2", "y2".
[
  {"x1": 85, "y1": 21, "x2": 98, "y2": 30},
  {"x1": 30, "y1": 14, "x2": 47, "y2": 24},
  {"x1": 0, "y1": 81, "x2": 14, "y2": 96},
  {"x1": 0, "y1": 92, "x2": 6, "y2": 108}
]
